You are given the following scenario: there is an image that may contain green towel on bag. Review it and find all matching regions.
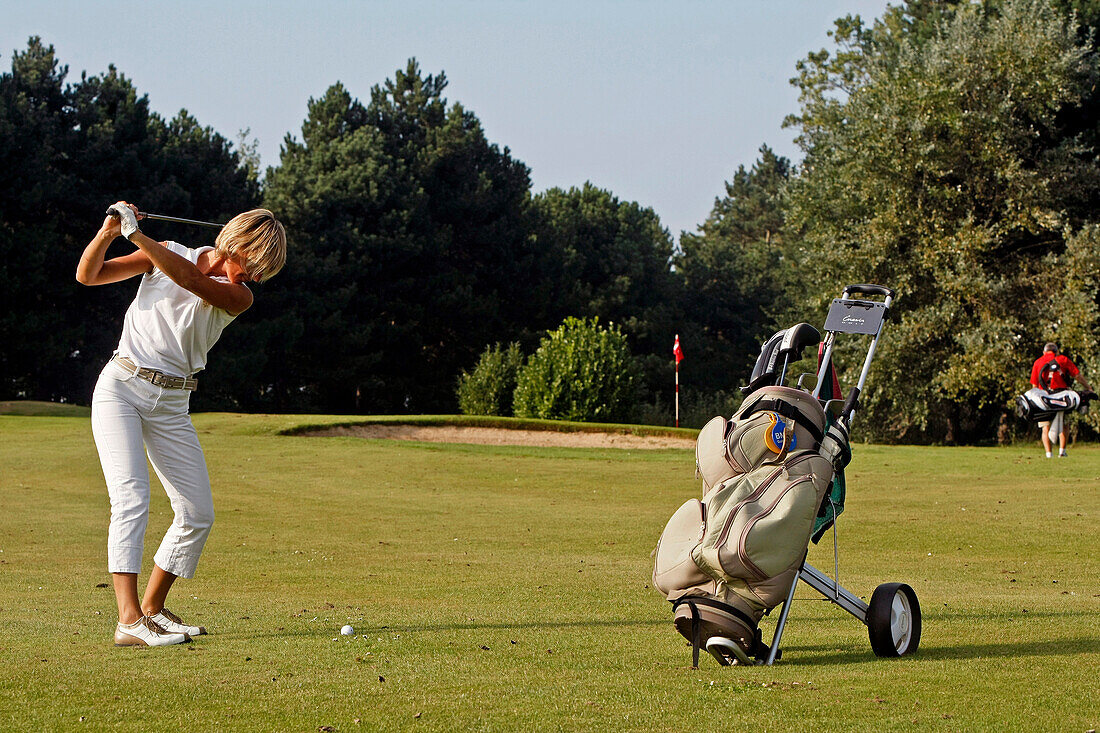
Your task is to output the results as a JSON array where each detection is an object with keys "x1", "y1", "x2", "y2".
[{"x1": 812, "y1": 413, "x2": 847, "y2": 543}]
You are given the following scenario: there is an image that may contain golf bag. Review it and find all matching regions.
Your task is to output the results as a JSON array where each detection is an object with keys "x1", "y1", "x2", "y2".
[
  {"x1": 1015, "y1": 387, "x2": 1095, "y2": 424},
  {"x1": 1015, "y1": 386, "x2": 1097, "y2": 444},
  {"x1": 652, "y1": 382, "x2": 848, "y2": 666}
]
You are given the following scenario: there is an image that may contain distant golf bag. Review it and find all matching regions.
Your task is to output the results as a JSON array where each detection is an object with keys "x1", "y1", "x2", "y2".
[{"x1": 654, "y1": 284, "x2": 921, "y2": 667}]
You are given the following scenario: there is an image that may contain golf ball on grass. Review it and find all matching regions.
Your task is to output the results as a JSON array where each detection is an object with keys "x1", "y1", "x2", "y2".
[{"x1": 340, "y1": 625, "x2": 354, "y2": 636}]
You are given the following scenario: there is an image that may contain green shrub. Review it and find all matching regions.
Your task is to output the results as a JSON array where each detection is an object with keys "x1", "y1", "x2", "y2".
[
  {"x1": 456, "y1": 342, "x2": 525, "y2": 416},
  {"x1": 513, "y1": 317, "x2": 639, "y2": 422}
]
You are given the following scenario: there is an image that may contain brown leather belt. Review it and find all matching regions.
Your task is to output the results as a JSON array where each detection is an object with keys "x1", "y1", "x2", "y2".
[{"x1": 112, "y1": 355, "x2": 198, "y2": 391}]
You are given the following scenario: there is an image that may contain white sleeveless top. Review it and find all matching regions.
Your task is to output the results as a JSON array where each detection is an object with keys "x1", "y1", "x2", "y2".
[{"x1": 115, "y1": 242, "x2": 237, "y2": 377}]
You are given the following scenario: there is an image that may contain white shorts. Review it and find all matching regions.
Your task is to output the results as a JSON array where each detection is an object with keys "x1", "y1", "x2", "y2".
[{"x1": 91, "y1": 360, "x2": 214, "y2": 578}]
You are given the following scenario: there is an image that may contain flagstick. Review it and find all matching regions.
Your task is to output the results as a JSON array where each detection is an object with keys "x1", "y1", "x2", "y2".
[
  {"x1": 673, "y1": 333, "x2": 682, "y2": 428},
  {"x1": 675, "y1": 360, "x2": 680, "y2": 428}
]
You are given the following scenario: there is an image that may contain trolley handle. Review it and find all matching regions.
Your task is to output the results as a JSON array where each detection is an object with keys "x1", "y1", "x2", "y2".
[
  {"x1": 843, "y1": 283, "x2": 896, "y2": 299},
  {"x1": 841, "y1": 386, "x2": 860, "y2": 423}
]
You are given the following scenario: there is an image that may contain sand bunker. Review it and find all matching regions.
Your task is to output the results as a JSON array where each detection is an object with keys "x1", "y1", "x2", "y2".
[{"x1": 305, "y1": 424, "x2": 694, "y2": 450}]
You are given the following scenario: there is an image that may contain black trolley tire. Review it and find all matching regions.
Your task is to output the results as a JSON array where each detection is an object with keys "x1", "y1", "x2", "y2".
[{"x1": 867, "y1": 582, "x2": 921, "y2": 657}]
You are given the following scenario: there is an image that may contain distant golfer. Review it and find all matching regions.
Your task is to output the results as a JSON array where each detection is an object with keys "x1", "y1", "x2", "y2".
[
  {"x1": 1030, "y1": 342, "x2": 1091, "y2": 458},
  {"x1": 77, "y1": 201, "x2": 285, "y2": 646}
]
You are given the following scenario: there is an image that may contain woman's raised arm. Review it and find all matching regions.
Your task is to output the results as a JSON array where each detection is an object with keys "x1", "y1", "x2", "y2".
[
  {"x1": 76, "y1": 212, "x2": 153, "y2": 285},
  {"x1": 108, "y1": 202, "x2": 253, "y2": 316}
]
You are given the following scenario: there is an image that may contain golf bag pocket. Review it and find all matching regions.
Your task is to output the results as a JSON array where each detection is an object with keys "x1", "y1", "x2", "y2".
[
  {"x1": 734, "y1": 386, "x2": 827, "y2": 453},
  {"x1": 745, "y1": 565, "x2": 802, "y2": 612},
  {"x1": 653, "y1": 499, "x2": 709, "y2": 596},
  {"x1": 696, "y1": 416, "x2": 735, "y2": 492},
  {"x1": 727, "y1": 473, "x2": 820, "y2": 579},
  {"x1": 727, "y1": 410, "x2": 795, "y2": 471},
  {"x1": 695, "y1": 410, "x2": 797, "y2": 495},
  {"x1": 692, "y1": 453, "x2": 833, "y2": 585}
]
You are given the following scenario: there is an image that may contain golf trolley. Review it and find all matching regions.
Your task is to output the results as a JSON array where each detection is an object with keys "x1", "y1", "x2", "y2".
[
  {"x1": 750, "y1": 283, "x2": 921, "y2": 664},
  {"x1": 655, "y1": 283, "x2": 921, "y2": 667}
]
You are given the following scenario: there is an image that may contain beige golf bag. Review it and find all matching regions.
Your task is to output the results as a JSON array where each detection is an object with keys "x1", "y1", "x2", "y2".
[{"x1": 653, "y1": 385, "x2": 843, "y2": 666}]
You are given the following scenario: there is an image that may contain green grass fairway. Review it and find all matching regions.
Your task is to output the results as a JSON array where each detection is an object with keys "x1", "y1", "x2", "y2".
[
  {"x1": 1, "y1": 413, "x2": 1097, "y2": 731},
  {"x1": 0, "y1": 400, "x2": 90, "y2": 417}
]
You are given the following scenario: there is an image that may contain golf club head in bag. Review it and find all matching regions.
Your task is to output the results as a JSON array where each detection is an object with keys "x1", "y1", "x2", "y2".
[
  {"x1": 780, "y1": 322, "x2": 822, "y2": 357},
  {"x1": 741, "y1": 323, "x2": 821, "y2": 395}
]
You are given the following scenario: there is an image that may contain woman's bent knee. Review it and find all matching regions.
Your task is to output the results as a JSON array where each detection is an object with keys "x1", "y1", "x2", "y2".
[{"x1": 192, "y1": 506, "x2": 215, "y2": 533}]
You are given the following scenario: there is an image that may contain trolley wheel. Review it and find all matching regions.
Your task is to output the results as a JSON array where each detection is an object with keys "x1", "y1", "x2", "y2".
[{"x1": 867, "y1": 582, "x2": 921, "y2": 657}]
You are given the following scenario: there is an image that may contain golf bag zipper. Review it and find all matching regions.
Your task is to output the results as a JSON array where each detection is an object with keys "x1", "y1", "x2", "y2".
[
  {"x1": 737, "y1": 474, "x2": 817, "y2": 580},
  {"x1": 713, "y1": 452, "x2": 815, "y2": 550}
]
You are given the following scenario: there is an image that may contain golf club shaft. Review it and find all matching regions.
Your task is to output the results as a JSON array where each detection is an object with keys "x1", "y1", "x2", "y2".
[{"x1": 105, "y1": 209, "x2": 225, "y2": 229}]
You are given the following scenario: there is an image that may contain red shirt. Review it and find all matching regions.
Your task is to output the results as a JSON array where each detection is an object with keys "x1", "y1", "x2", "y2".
[{"x1": 1030, "y1": 353, "x2": 1079, "y2": 391}]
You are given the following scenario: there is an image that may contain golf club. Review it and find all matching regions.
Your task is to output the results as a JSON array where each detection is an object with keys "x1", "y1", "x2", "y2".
[{"x1": 105, "y1": 208, "x2": 225, "y2": 230}]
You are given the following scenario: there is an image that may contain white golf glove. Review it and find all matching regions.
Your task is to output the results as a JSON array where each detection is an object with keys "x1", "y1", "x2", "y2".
[{"x1": 109, "y1": 204, "x2": 140, "y2": 240}]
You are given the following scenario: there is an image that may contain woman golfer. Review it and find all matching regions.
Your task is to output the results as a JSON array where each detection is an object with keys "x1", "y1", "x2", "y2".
[{"x1": 77, "y1": 202, "x2": 285, "y2": 646}]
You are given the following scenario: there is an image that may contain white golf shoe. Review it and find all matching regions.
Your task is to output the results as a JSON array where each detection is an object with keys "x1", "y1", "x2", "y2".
[
  {"x1": 148, "y1": 608, "x2": 207, "y2": 636},
  {"x1": 114, "y1": 616, "x2": 190, "y2": 647}
]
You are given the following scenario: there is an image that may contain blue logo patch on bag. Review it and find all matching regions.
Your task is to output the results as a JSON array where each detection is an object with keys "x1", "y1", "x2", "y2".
[{"x1": 764, "y1": 411, "x2": 796, "y2": 454}]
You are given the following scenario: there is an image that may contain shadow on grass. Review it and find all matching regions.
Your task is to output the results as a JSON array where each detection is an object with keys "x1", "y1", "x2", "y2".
[
  {"x1": 247, "y1": 612, "x2": 1098, "y2": 668},
  {"x1": 362, "y1": 618, "x2": 670, "y2": 634},
  {"x1": 248, "y1": 617, "x2": 669, "y2": 640},
  {"x1": 778, "y1": 636, "x2": 1097, "y2": 666},
  {"x1": 930, "y1": 609, "x2": 1100, "y2": 622},
  {"x1": 369, "y1": 616, "x2": 664, "y2": 633},
  {"x1": 797, "y1": 600, "x2": 1100, "y2": 623}
]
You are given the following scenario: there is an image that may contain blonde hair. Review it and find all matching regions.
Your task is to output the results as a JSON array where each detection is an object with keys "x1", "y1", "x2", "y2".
[{"x1": 214, "y1": 209, "x2": 287, "y2": 282}]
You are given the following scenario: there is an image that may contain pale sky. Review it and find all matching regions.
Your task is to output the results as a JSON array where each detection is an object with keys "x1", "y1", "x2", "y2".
[{"x1": 2, "y1": 0, "x2": 892, "y2": 239}]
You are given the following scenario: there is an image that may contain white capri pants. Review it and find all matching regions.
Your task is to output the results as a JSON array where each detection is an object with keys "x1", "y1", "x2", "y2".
[{"x1": 91, "y1": 360, "x2": 214, "y2": 578}]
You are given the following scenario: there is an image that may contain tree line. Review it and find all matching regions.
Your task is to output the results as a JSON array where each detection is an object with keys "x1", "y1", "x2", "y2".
[{"x1": 4, "y1": 0, "x2": 1100, "y2": 442}]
